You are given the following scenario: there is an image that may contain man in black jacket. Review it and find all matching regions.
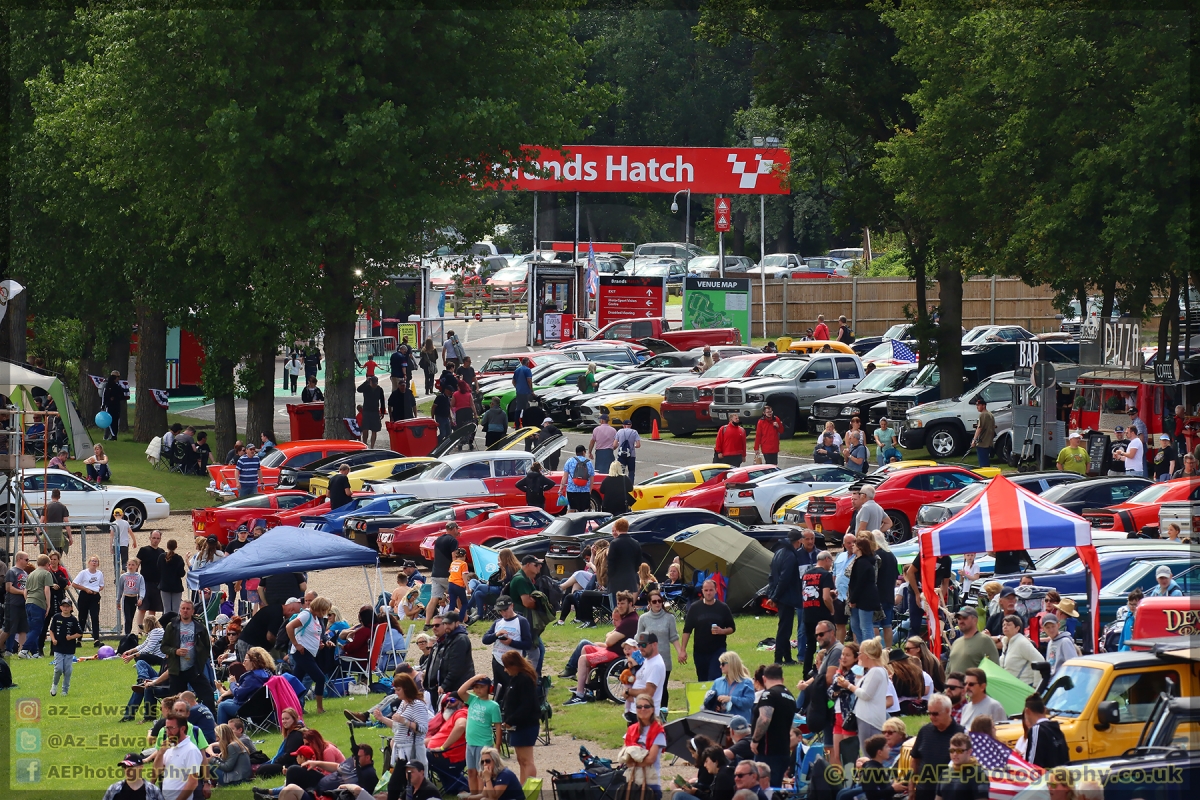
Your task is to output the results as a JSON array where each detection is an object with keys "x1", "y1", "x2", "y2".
[
  {"x1": 767, "y1": 531, "x2": 803, "y2": 665},
  {"x1": 605, "y1": 522, "x2": 642, "y2": 607},
  {"x1": 429, "y1": 611, "x2": 472, "y2": 708},
  {"x1": 873, "y1": 534, "x2": 900, "y2": 647}
]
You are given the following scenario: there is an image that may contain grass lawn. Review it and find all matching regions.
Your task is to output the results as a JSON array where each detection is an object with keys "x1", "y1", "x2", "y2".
[{"x1": 79, "y1": 429, "x2": 213, "y2": 512}]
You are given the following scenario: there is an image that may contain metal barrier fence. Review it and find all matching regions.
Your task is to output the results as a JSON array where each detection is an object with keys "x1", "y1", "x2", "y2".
[{"x1": 354, "y1": 336, "x2": 397, "y2": 358}]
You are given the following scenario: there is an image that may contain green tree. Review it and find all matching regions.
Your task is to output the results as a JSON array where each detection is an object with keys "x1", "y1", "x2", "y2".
[{"x1": 30, "y1": 5, "x2": 605, "y2": 437}]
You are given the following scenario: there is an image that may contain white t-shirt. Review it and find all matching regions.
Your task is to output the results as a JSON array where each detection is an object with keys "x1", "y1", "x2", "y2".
[
  {"x1": 1124, "y1": 437, "x2": 1145, "y2": 475},
  {"x1": 291, "y1": 609, "x2": 321, "y2": 656},
  {"x1": 111, "y1": 518, "x2": 133, "y2": 548},
  {"x1": 161, "y1": 737, "x2": 204, "y2": 800},
  {"x1": 922, "y1": 672, "x2": 934, "y2": 700},
  {"x1": 73, "y1": 568, "x2": 104, "y2": 592},
  {"x1": 626, "y1": 653, "x2": 666, "y2": 715},
  {"x1": 491, "y1": 615, "x2": 524, "y2": 663},
  {"x1": 885, "y1": 678, "x2": 900, "y2": 714}
]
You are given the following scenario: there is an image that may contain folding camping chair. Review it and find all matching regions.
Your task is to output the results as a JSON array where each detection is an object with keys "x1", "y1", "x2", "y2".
[
  {"x1": 235, "y1": 686, "x2": 277, "y2": 737},
  {"x1": 335, "y1": 623, "x2": 392, "y2": 685},
  {"x1": 685, "y1": 682, "x2": 714, "y2": 714}
]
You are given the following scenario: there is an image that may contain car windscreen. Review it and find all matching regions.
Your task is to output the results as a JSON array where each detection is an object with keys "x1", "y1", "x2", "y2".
[
  {"x1": 259, "y1": 448, "x2": 290, "y2": 469},
  {"x1": 489, "y1": 266, "x2": 527, "y2": 282},
  {"x1": 1042, "y1": 665, "x2": 1104, "y2": 718},
  {"x1": 854, "y1": 366, "x2": 913, "y2": 392},
  {"x1": 699, "y1": 358, "x2": 759, "y2": 379},
  {"x1": 881, "y1": 324, "x2": 910, "y2": 339},
  {"x1": 760, "y1": 359, "x2": 810, "y2": 378},
  {"x1": 761, "y1": 254, "x2": 790, "y2": 267}
]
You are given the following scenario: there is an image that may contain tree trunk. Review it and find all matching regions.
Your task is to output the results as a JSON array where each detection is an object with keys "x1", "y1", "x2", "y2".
[
  {"x1": 1158, "y1": 274, "x2": 1179, "y2": 362},
  {"x1": 935, "y1": 264, "x2": 965, "y2": 399},
  {"x1": 2, "y1": 287, "x2": 28, "y2": 363},
  {"x1": 209, "y1": 355, "x2": 237, "y2": 460},
  {"x1": 77, "y1": 321, "x2": 103, "y2": 422},
  {"x1": 244, "y1": 342, "x2": 277, "y2": 446},
  {"x1": 107, "y1": 328, "x2": 131, "y2": 432},
  {"x1": 321, "y1": 243, "x2": 359, "y2": 439},
  {"x1": 133, "y1": 304, "x2": 167, "y2": 442}
]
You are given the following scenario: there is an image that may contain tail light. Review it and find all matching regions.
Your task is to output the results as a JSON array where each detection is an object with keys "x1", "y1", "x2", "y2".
[
  {"x1": 635, "y1": 489, "x2": 643, "y2": 499},
  {"x1": 738, "y1": 490, "x2": 754, "y2": 498}
]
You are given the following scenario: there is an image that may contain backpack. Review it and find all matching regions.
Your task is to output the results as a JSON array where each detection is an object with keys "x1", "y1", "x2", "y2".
[
  {"x1": 571, "y1": 457, "x2": 591, "y2": 487},
  {"x1": 419, "y1": 351, "x2": 431, "y2": 371},
  {"x1": 535, "y1": 571, "x2": 565, "y2": 610},
  {"x1": 1032, "y1": 719, "x2": 1071, "y2": 769},
  {"x1": 577, "y1": 373, "x2": 588, "y2": 391}
]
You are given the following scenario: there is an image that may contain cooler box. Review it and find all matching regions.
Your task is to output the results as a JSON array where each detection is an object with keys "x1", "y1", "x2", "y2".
[
  {"x1": 286, "y1": 402, "x2": 326, "y2": 441},
  {"x1": 386, "y1": 417, "x2": 440, "y2": 456}
]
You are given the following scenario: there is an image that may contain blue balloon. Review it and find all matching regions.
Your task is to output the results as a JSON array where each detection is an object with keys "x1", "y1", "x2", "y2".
[{"x1": 94, "y1": 411, "x2": 112, "y2": 429}]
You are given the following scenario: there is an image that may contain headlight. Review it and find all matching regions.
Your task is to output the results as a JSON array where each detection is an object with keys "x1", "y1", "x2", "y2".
[
  {"x1": 155, "y1": 496, "x2": 166, "y2": 503},
  {"x1": 747, "y1": 393, "x2": 765, "y2": 402},
  {"x1": 840, "y1": 406, "x2": 860, "y2": 416},
  {"x1": 700, "y1": 389, "x2": 713, "y2": 398},
  {"x1": 613, "y1": 405, "x2": 631, "y2": 411},
  {"x1": 909, "y1": 419, "x2": 923, "y2": 428},
  {"x1": 598, "y1": 406, "x2": 610, "y2": 414}
]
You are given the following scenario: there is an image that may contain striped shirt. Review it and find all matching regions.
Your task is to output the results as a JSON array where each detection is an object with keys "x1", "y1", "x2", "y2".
[
  {"x1": 390, "y1": 699, "x2": 431, "y2": 760},
  {"x1": 236, "y1": 455, "x2": 261, "y2": 485}
]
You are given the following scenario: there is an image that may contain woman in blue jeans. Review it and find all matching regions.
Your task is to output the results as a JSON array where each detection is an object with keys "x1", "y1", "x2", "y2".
[
  {"x1": 286, "y1": 597, "x2": 331, "y2": 715},
  {"x1": 470, "y1": 549, "x2": 520, "y2": 621},
  {"x1": 846, "y1": 534, "x2": 881, "y2": 644}
]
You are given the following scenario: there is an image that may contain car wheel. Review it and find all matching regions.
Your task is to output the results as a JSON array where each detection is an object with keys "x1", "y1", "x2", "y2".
[
  {"x1": 631, "y1": 409, "x2": 658, "y2": 435},
  {"x1": 590, "y1": 491, "x2": 603, "y2": 512},
  {"x1": 483, "y1": 538, "x2": 505, "y2": 548},
  {"x1": 670, "y1": 427, "x2": 694, "y2": 438},
  {"x1": 885, "y1": 511, "x2": 911, "y2": 543},
  {"x1": 925, "y1": 424, "x2": 965, "y2": 458},
  {"x1": 0, "y1": 504, "x2": 16, "y2": 526},
  {"x1": 994, "y1": 434, "x2": 1012, "y2": 465},
  {"x1": 774, "y1": 402, "x2": 798, "y2": 439},
  {"x1": 118, "y1": 501, "x2": 147, "y2": 531},
  {"x1": 771, "y1": 496, "x2": 795, "y2": 519}
]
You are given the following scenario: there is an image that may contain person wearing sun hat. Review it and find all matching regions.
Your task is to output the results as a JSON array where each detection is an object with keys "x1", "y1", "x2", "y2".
[{"x1": 103, "y1": 753, "x2": 164, "y2": 800}]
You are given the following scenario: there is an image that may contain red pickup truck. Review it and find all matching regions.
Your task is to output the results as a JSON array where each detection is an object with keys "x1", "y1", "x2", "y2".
[
  {"x1": 661, "y1": 353, "x2": 780, "y2": 435},
  {"x1": 586, "y1": 318, "x2": 741, "y2": 350}
]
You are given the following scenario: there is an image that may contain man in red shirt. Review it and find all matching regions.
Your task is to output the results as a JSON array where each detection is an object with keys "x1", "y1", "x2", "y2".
[
  {"x1": 715, "y1": 413, "x2": 748, "y2": 468},
  {"x1": 812, "y1": 315, "x2": 830, "y2": 340},
  {"x1": 754, "y1": 406, "x2": 784, "y2": 465}
]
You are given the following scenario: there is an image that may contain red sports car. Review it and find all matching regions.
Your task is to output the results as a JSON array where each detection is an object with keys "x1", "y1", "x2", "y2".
[
  {"x1": 417, "y1": 506, "x2": 556, "y2": 561},
  {"x1": 261, "y1": 492, "x2": 379, "y2": 529},
  {"x1": 664, "y1": 464, "x2": 780, "y2": 513},
  {"x1": 191, "y1": 491, "x2": 320, "y2": 543},
  {"x1": 1082, "y1": 478, "x2": 1200, "y2": 534},
  {"x1": 382, "y1": 502, "x2": 502, "y2": 560},
  {"x1": 805, "y1": 465, "x2": 982, "y2": 541},
  {"x1": 206, "y1": 439, "x2": 366, "y2": 499}
]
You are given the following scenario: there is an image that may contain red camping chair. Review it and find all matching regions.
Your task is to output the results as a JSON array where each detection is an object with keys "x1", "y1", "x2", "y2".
[{"x1": 336, "y1": 623, "x2": 390, "y2": 683}]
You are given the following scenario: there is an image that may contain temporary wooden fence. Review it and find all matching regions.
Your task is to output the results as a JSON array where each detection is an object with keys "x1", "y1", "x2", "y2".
[{"x1": 747, "y1": 276, "x2": 1062, "y2": 339}]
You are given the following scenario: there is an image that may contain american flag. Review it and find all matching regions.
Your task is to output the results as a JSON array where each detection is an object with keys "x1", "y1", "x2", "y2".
[
  {"x1": 150, "y1": 389, "x2": 171, "y2": 409},
  {"x1": 968, "y1": 732, "x2": 1041, "y2": 800},
  {"x1": 890, "y1": 339, "x2": 918, "y2": 363},
  {"x1": 586, "y1": 241, "x2": 599, "y2": 296}
]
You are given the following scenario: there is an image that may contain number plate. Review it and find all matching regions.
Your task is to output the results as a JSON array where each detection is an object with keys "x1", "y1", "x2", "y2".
[
  {"x1": 556, "y1": 564, "x2": 564, "y2": 575},
  {"x1": 728, "y1": 507, "x2": 739, "y2": 516},
  {"x1": 814, "y1": 523, "x2": 822, "y2": 533},
  {"x1": 714, "y1": 412, "x2": 728, "y2": 421}
]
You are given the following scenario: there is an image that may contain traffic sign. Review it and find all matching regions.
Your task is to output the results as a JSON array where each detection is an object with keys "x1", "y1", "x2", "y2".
[
  {"x1": 474, "y1": 312, "x2": 482, "y2": 322},
  {"x1": 714, "y1": 197, "x2": 732, "y2": 232}
]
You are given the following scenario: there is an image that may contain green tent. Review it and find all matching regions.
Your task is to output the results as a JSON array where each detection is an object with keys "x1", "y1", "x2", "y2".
[
  {"x1": 1, "y1": 358, "x2": 94, "y2": 459},
  {"x1": 979, "y1": 657, "x2": 1039, "y2": 718},
  {"x1": 664, "y1": 524, "x2": 772, "y2": 610}
]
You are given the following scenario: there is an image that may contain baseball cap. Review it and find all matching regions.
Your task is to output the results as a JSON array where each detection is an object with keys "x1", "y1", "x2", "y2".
[
  {"x1": 1156, "y1": 565, "x2": 1173, "y2": 579},
  {"x1": 520, "y1": 555, "x2": 540, "y2": 565},
  {"x1": 1114, "y1": 425, "x2": 1125, "y2": 433},
  {"x1": 730, "y1": 716, "x2": 751, "y2": 733},
  {"x1": 954, "y1": 607, "x2": 975, "y2": 619},
  {"x1": 493, "y1": 595, "x2": 514, "y2": 610},
  {"x1": 999, "y1": 587, "x2": 1016, "y2": 598},
  {"x1": 401, "y1": 560, "x2": 417, "y2": 568},
  {"x1": 59, "y1": 598, "x2": 72, "y2": 607},
  {"x1": 443, "y1": 610, "x2": 460, "y2": 624},
  {"x1": 291, "y1": 746, "x2": 316, "y2": 759},
  {"x1": 214, "y1": 614, "x2": 231, "y2": 625},
  {"x1": 112, "y1": 508, "x2": 124, "y2": 518},
  {"x1": 1128, "y1": 407, "x2": 1138, "y2": 414},
  {"x1": 1161, "y1": 434, "x2": 1172, "y2": 441},
  {"x1": 1068, "y1": 430, "x2": 1082, "y2": 439},
  {"x1": 118, "y1": 753, "x2": 145, "y2": 768},
  {"x1": 285, "y1": 597, "x2": 303, "y2": 606},
  {"x1": 637, "y1": 632, "x2": 658, "y2": 646},
  {"x1": 543, "y1": 417, "x2": 554, "y2": 426},
  {"x1": 473, "y1": 676, "x2": 493, "y2": 688},
  {"x1": 623, "y1": 638, "x2": 638, "y2": 648},
  {"x1": 599, "y1": 413, "x2": 610, "y2": 421}
]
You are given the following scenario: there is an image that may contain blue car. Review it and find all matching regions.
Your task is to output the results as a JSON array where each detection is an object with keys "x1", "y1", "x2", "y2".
[
  {"x1": 1000, "y1": 545, "x2": 1193, "y2": 595},
  {"x1": 298, "y1": 494, "x2": 418, "y2": 534}
]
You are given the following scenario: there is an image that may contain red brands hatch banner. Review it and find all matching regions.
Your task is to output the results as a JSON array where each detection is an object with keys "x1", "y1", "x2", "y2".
[{"x1": 499, "y1": 146, "x2": 790, "y2": 195}]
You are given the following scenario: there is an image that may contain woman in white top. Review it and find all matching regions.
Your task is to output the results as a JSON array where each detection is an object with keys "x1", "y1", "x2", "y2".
[
  {"x1": 821, "y1": 421, "x2": 844, "y2": 449},
  {"x1": 959, "y1": 553, "x2": 980, "y2": 596},
  {"x1": 378, "y1": 672, "x2": 431, "y2": 800},
  {"x1": 84, "y1": 443, "x2": 111, "y2": 483},
  {"x1": 999, "y1": 614, "x2": 1046, "y2": 688},
  {"x1": 836, "y1": 638, "x2": 890, "y2": 747},
  {"x1": 286, "y1": 596, "x2": 331, "y2": 714},
  {"x1": 72, "y1": 555, "x2": 105, "y2": 645}
]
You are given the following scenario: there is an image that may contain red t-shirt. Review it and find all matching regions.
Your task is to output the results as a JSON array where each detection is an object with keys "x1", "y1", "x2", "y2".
[
  {"x1": 813, "y1": 322, "x2": 830, "y2": 340},
  {"x1": 428, "y1": 707, "x2": 469, "y2": 763},
  {"x1": 364, "y1": 358, "x2": 378, "y2": 377},
  {"x1": 756, "y1": 416, "x2": 783, "y2": 455}
]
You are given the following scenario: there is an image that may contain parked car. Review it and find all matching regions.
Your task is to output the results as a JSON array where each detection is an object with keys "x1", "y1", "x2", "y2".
[
  {"x1": 708, "y1": 353, "x2": 866, "y2": 438},
  {"x1": 912, "y1": 471, "x2": 1087, "y2": 534},
  {"x1": 638, "y1": 346, "x2": 759, "y2": 373},
  {"x1": 662, "y1": 353, "x2": 782, "y2": 436},
  {"x1": 961, "y1": 324, "x2": 1037, "y2": 345},
  {"x1": 579, "y1": 372, "x2": 694, "y2": 433},
  {"x1": 380, "y1": 501, "x2": 501, "y2": 560},
  {"x1": 592, "y1": 507, "x2": 802, "y2": 570},
  {"x1": 309, "y1": 457, "x2": 438, "y2": 495},
  {"x1": 997, "y1": 543, "x2": 1195, "y2": 594},
  {"x1": 485, "y1": 264, "x2": 530, "y2": 302},
  {"x1": 1082, "y1": 479, "x2": 1200, "y2": 534},
  {"x1": 191, "y1": 491, "x2": 318, "y2": 541},
  {"x1": 629, "y1": 464, "x2": 730, "y2": 511},
  {"x1": 295, "y1": 493, "x2": 420, "y2": 535},
  {"x1": 632, "y1": 242, "x2": 709, "y2": 261},
  {"x1": 579, "y1": 317, "x2": 741, "y2": 351},
  {"x1": 9, "y1": 470, "x2": 169, "y2": 532},
  {"x1": 665, "y1": 464, "x2": 779, "y2": 514},
  {"x1": 207, "y1": 439, "x2": 366, "y2": 499},
  {"x1": 807, "y1": 364, "x2": 921, "y2": 434},
  {"x1": 346, "y1": 499, "x2": 464, "y2": 553},
  {"x1": 1062, "y1": 559, "x2": 1200, "y2": 627},
  {"x1": 417, "y1": 506, "x2": 556, "y2": 560},
  {"x1": 687, "y1": 255, "x2": 755, "y2": 277},
  {"x1": 276, "y1": 448, "x2": 401, "y2": 492},
  {"x1": 723, "y1": 464, "x2": 862, "y2": 525},
  {"x1": 477, "y1": 351, "x2": 575, "y2": 379},
  {"x1": 484, "y1": 364, "x2": 614, "y2": 421},
  {"x1": 539, "y1": 369, "x2": 658, "y2": 424},
  {"x1": 1034, "y1": 476, "x2": 1153, "y2": 517},
  {"x1": 747, "y1": 253, "x2": 804, "y2": 277},
  {"x1": 805, "y1": 465, "x2": 984, "y2": 541}
]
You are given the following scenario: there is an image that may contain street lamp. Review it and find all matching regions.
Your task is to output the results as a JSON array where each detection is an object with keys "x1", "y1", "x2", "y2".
[{"x1": 670, "y1": 188, "x2": 691, "y2": 246}]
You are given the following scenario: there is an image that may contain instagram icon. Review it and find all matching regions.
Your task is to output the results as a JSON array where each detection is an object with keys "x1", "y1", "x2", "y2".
[{"x1": 15, "y1": 697, "x2": 41, "y2": 723}]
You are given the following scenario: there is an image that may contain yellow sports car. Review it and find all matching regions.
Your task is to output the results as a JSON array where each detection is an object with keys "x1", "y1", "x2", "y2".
[
  {"x1": 578, "y1": 373, "x2": 689, "y2": 433},
  {"x1": 309, "y1": 457, "x2": 438, "y2": 495},
  {"x1": 632, "y1": 463, "x2": 730, "y2": 511}
]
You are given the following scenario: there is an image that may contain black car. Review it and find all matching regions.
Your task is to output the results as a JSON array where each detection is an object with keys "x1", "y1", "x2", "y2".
[
  {"x1": 914, "y1": 471, "x2": 1088, "y2": 534},
  {"x1": 278, "y1": 449, "x2": 402, "y2": 490},
  {"x1": 345, "y1": 499, "x2": 465, "y2": 554},
  {"x1": 808, "y1": 364, "x2": 920, "y2": 433},
  {"x1": 1035, "y1": 475, "x2": 1153, "y2": 516}
]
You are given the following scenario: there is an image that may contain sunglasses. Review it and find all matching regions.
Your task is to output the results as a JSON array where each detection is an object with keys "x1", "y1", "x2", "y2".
[
  {"x1": 964, "y1": 681, "x2": 979, "y2": 687},
  {"x1": 905, "y1": 646, "x2": 919, "y2": 652},
  {"x1": 946, "y1": 685, "x2": 963, "y2": 691},
  {"x1": 735, "y1": 771, "x2": 754, "y2": 778},
  {"x1": 636, "y1": 704, "x2": 654, "y2": 709},
  {"x1": 638, "y1": 643, "x2": 650, "y2": 649},
  {"x1": 480, "y1": 759, "x2": 493, "y2": 765}
]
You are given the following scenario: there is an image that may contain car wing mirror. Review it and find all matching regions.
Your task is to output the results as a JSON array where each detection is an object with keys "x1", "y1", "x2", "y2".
[{"x1": 1096, "y1": 700, "x2": 1120, "y2": 729}]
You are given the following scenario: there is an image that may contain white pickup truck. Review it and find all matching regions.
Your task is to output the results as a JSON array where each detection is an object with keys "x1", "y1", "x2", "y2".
[{"x1": 1158, "y1": 500, "x2": 1200, "y2": 539}]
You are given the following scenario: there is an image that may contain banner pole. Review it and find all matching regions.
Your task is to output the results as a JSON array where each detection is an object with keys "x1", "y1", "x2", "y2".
[{"x1": 760, "y1": 195, "x2": 766, "y2": 340}]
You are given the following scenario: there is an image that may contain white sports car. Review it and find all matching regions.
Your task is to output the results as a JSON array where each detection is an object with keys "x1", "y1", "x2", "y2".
[
  {"x1": 6, "y1": 469, "x2": 170, "y2": 530},
  {"x1": 722, "y1": 463, "x2": 860, "y2": 525}
]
